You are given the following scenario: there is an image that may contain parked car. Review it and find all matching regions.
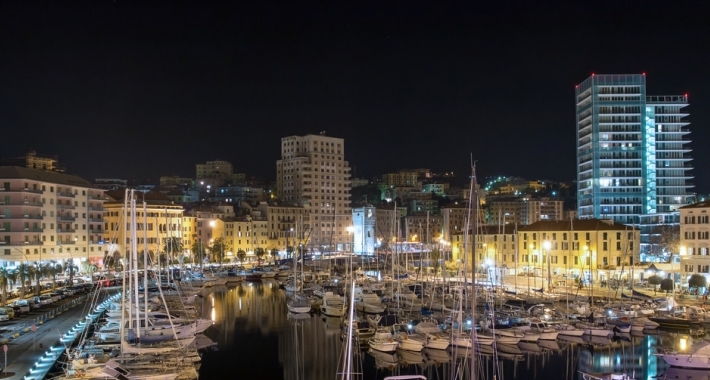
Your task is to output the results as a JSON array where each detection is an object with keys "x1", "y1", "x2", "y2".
[
  {"x1": 47, "y1": 293, "x2": 62, "y2": 303},
  {"x1": 0, "y1": 307, "x2": 15, "y2": 320},
  {"x1": 38, "y1": 295, "x2": 53, "y2": 306},
  {"x1": 12, "y1": 299, "x2": 30, "y2": 314}
]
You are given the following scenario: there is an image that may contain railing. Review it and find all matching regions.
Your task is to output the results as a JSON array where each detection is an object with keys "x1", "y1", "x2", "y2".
[
  {"x1": 56, "y1": 228, "x2": 77, "y2": 233},
  {"x1": 57, "y1": 216, "x2": 76, "y2": 221},
  {"x1": 0, "y1": 241, "x2": 43, "y2": 246},
  {"x1": 0, "y1": 188, "x2": 43, "y2": 194},
  {"x1": 56, "y1": 192, "x2": 76, "y2": 198},
  {"x1": 0, "y1": 201, "x2": 43, "y2": 206},
  {"x1": 56, "y1": 204, "x2": 76, "y2": 209}
]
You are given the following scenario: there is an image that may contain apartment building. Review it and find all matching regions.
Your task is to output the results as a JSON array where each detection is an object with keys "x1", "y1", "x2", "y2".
[
  {"x1": 679, "y1": 201, "x2": 710, "y2": 284},
  {"x1": 0, "y1": 166, "x2": 105, "y2": 267},
  {"x1": 103, "y1": 190, "x2": 184, "y2": 265},
  {"x1": 196, "y1": 160, "x2": 233, "y2": 189},
  {"x1": 276, "y1": 133, "x2": 351, "y2": 252}
]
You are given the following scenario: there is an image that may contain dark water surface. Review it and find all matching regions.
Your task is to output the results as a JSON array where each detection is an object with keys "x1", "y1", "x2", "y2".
[{"x1": 196, "y1": 280, "x2": 704, "y2": 380}]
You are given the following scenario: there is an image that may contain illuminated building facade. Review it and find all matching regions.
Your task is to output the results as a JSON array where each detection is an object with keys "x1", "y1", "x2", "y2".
[
  {"x1": 679, "y1": 201, "x2": 710, "y2": 284},
  {"x1": 0, "y1": 166, "x2": 105, "y2": 267},
  {"x1": 576, "y1": 74, "x2": 693, "y2": 225},
  {"x1": 196, "y1": 160, "x2": 233, "y2": 189},
  {"x1": 276, "y1": 134, "x2": 351, "y2": 252}
]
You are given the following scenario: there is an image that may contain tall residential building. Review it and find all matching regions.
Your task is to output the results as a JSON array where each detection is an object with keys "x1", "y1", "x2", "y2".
[
  {"x1": 276, "y1": 134, "x2": 352, "y2": 252},
  {"x1": 575, "y1": 74, "x2": 693, "y2": 225},
  {"x1": 0, "y1": 167, "x2": 105, "y2": 267},
  {"x1": 196, "y1": 160, "x2": 233, "y2": 189}
]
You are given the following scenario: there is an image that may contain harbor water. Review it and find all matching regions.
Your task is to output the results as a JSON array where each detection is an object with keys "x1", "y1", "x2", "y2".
[{"x1": 196, "y1": 279, "x2": 707, "y2": 380}]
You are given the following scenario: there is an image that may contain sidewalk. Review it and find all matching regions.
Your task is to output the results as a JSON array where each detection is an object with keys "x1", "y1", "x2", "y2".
[{"x1": 0, "y1": 292, "x2": 110, "y2": 380}]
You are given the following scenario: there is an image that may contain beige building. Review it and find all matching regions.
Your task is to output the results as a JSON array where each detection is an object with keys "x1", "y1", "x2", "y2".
[
  {"x1": 381, "y1": 170, "x2": 421, "y2": 188},
  {"x1": 404, "y1": 213, "x2": 443, "y2": 246},
  {"x1": 196, "y1": 160, "x2": 233, "y2": 188},
  {"x1": 0, "y1": 167, "x2": 105, "y2": 267},
  {"x1": 103, "y1": 190, "x2": 184, "y2": 265},
  {"x1": 518, "y1": 219, "x2": 640, "y2": 284},
  {"x1": 276, "y1": 134, "x2": 351, "y2": 252},
  {"x1": 488, "y1": 197, "x2": 564, "y2": 226},
  {"x1": 679, "y1": 201, "x2": 710, "y2": 285}
]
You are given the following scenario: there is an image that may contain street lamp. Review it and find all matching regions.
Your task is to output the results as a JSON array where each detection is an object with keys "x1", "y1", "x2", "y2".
[{"x1": 543, "y1": 240, "x2": 551, "y2": 292}]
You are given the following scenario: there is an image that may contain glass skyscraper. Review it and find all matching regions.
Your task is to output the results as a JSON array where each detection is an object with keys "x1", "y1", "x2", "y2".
[{"x1": 575, "y1": 74, "x2": 694, "y2": 226}]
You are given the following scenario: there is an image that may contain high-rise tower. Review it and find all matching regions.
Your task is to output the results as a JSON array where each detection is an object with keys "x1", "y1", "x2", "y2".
[
  {"x1": 576, "y1": 74, "x2": 693, "y2": 225},
  {"x1": 276, "y1": 133, "x2": 352, "y2": 253}
]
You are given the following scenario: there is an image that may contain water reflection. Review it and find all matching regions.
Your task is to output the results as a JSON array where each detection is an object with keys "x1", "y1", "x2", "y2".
[{"x1": 197, "y1": 280, "x2": 708, "y2": 380}]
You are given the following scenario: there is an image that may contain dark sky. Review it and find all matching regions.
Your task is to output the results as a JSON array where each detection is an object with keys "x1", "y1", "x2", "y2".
[{"x1": 1, "y1": 1, "x2": 709, "y2": 192}]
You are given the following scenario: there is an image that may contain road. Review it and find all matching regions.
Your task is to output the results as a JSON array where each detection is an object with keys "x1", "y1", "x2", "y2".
[{"x1": 0, "y1": 289, "x2": 112, "y2": 380}]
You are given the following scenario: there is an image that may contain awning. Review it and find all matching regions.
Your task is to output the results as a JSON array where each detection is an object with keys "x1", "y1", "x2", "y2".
[{"x1": 647, "y1": 263, "x2": 660, "y2": 273}]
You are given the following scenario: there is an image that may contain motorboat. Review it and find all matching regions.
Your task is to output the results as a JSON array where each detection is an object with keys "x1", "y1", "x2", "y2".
[
  {"x1": 393, "y1": 332, "x2": 425, "y2": 352},
  {"x1": 657, "y1": 341, "x2": 710, "y2": 369},
  {"x1": 369, "y1": 329, "x2": 398, "y2": 353},
  {"x1": 515, "y1": 320, "x2": 559, "y2": 340},
  {"x1": 319, "y1": 292, "x2": 346, "y2": 317}
]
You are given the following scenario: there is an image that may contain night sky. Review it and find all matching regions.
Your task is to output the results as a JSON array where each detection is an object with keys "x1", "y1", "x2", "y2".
[{"x1": 1, "y1": 2, "x2": 709, "y2": 192}]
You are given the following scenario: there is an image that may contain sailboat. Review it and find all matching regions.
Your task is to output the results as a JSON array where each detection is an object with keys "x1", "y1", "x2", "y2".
[{"x1": 287, "y1": 224, "x2": 312, "y2": 314}]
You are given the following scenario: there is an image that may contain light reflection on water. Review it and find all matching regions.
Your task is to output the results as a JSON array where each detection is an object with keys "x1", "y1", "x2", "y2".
[{"x1": 196, "y1": 280, "x2": 708, "y2": 380}]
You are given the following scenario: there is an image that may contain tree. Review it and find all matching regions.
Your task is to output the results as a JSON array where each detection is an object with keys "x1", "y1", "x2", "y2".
[
  {"x1": 64, "y1": 261, "x2": 78, "y2": 286},
  {"x1": 648, "y1": 274, "x2": 663, "y2": 292},
  {"x1": 255, "y1": 248, "x2": 267, "y2": 266},
  {"x1": 31, "y1": 263, "x2": 45, "y2": 295},
  {"x1": 210, "y1": 237, "x2": 230, "y2": 265},
  {"x1": 191, "y1": 241, "x2": 206, "y2": 265},
  {"x1": 271, "y1": 248, "x2": 281, "y2": 264},
  {"x1": 660, "y1": 278, "x2": 674, "y2": 293},
  {"x1": 0, "y1": 268, "x2": 16, "y2": 306},
  {"x1": 649, "y1": 224, "x2": 680, "y2": 259},
  {"x1": 237, "y1": 249, "x2": 247, "y2": 266},
  {"x1": 103, "y1": 250, "x2": 122, "y2": 273},
  {"x1": 430, "y1": 248, "x2": 442, "y2": 276},
  {"x1": 16, "y1": 263, "x2": 31, "y2": 298},
  {"x1": 163, "y1": 237, "x2": 183, "y2": 260},
  {"x1": 46, "y1": 263, "x2": 62, "y2": 290},
  {"x1": 688, "y1": 274, "x2": 707, "y2": 294}
]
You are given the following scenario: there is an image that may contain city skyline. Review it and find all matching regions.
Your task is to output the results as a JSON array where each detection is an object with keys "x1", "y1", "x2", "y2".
[{"x1": 2, "y1": 2, "x2": 709, "y2": 192}]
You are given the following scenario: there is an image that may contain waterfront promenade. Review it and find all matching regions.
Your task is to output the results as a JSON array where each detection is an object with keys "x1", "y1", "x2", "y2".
[{"x1": 0, "y1": 291, "x2": 109, "y2": 380}]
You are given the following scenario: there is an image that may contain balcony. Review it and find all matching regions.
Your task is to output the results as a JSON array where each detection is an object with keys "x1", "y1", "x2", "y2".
[
  {"x1": 0, "y1": 241, "x2": 44, "y2": 246},
  {"x1": 0, "y1": 227, "x2": 44, "y2": 233},
  {"x1": 56, "y1": 204, "x2": 76, "y2": 210},
  {"x1": 56, "y1": 228, "x2": 77, "y2": 233},
  {"x1": 57, "y1": 215, "x2": 76, "y2": 222},
  {"x1": 0, "y1": 200, "x2": 43, "y2": 207},
  {"x1": 56, "y1": 192, "x2": 76, "y2": 198},
  {"x1": 0, "y1": 187, "x2": 43, "y2": 194}
]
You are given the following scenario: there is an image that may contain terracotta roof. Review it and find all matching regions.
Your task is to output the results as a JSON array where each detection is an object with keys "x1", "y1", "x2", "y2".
[
  {"x1": 517, "y1": 219, "x2": 638, "y2": 232},
  {"x1": 0, "y1": 166, "x2": 94, "y2": 188}
]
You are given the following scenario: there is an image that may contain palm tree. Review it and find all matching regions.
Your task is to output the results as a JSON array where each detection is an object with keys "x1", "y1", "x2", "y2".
[
  {"x1": 237, "y1": 249, "x2": 247, "y2": 266},
  {"x1": 0, "y1": 268, "x2": 16, "y2": 306},
  {"x1": 31, "y1": 263, "x2": 45, "y2": 296},
  {"x1": 210, "y1": 237, "x2": 230, "y2": 265},
  {"x1": 255, "y1": 248, "x2": 266, "y2": 266},
  {"x1": 64, "y1": 261, "x2": 78, "y2": 286},
  {"x1": 191, "y1": 241, "x2": 206, "y2": 266},
  {"x1": 163, "y1": 237, "x2": 183, "y2": 264},
  {"x1": 272, "y1": 248, "x2": 281, "y2": 264},
  {"x1": 16, "y1": 263, "x2": 31, "y2": 298},
  {"x1": 46, "y1": 263, "x2": 62, "y2": 290}
]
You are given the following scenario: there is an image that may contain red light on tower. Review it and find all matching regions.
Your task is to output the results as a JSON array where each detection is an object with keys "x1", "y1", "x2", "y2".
[
  {"x1": 591, "y1": 73, "x2": 595, "y2": 76},
  {"x1": 642, "y1": 72, "x2": 646, "y2": 76},
  {"x1": 685, "y1": 93, "x2": 688, "y2": 97}
]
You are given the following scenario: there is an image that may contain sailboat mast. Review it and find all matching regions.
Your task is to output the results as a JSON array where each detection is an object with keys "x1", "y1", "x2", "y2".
[
  {"x1": 467, "y1": 159, "x2": 479, "y2": 380},
  {"x1": 143, "y1": 201, "x2": 149, "y2": 330},
  {"x1": 131, "y1": 191, "x2": 141, "y2": 342}
]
